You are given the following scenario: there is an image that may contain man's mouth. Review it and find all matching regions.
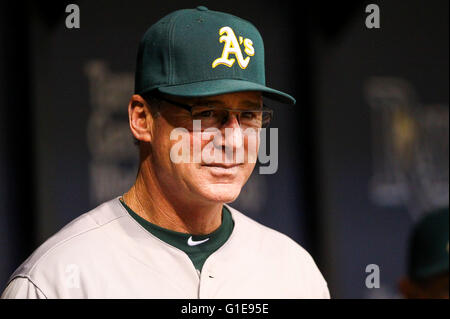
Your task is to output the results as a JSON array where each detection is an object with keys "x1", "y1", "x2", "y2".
[
  {"x1": 202, "y1": 163, "x2": 241, "y2": 169},
  {"x1": 201, "y1": 163, "x2": 242, "y2": 175}
]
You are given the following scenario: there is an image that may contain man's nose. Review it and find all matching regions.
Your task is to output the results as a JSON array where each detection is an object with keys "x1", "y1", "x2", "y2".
[{"x1": 216, "y1": 113, "x2": 243, "y2": 150}]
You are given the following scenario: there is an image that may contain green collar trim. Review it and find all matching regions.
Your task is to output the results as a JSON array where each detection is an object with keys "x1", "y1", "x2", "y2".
[{"x1": 120, "y1": 199, "x2": 234, "y2": 271}]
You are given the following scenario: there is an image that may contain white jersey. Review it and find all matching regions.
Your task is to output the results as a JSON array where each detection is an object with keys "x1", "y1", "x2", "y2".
[{"x1": 1, "y1": 197, "x2": 330, "y2": 299}]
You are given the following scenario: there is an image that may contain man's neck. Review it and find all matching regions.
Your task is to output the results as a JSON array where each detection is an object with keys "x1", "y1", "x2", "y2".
[{"x1": 122, "y1": 164, "x2": 223, "y2": 235}]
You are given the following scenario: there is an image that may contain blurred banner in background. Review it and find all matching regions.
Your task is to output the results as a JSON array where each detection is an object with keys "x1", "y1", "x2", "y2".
[
  {"x1": 0, "y1": 0, "x2": 448, "y2": 298},
  {"x1": 313, "y1": 0, "x2": 448, "y2": 298}
]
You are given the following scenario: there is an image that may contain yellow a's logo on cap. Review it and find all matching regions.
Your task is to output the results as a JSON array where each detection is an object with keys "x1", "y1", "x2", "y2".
[{"x1": 212, "y1": 26, "x2": 254, "y2": 69}]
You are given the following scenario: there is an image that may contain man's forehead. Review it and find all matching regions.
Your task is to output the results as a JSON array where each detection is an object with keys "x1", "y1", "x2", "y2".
[{"x1": 189, "y1": 91, "x2": 263, "y2": 106}]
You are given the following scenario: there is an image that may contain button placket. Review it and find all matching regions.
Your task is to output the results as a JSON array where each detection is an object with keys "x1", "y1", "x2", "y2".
[{"x1": 198, "y1": 259, "x2": 215, "y2": 298}]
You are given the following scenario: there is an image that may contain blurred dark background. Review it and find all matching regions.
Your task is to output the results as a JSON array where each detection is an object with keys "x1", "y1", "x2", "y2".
[{"x1": 0, "y1": 0, "x2": 448, "y2": 298}]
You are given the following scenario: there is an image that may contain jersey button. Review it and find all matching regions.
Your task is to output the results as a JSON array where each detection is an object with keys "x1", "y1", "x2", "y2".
[{"x1": 196, "y1": 6, "x2": 208, "y2": 11}]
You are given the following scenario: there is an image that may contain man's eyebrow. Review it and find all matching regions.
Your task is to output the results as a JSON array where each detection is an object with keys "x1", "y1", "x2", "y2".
[
  {"x1": 192, "y1": 99, "x2": 224, "y2": 106},
  {"x1": 239, "y1": 100, "x2": 263, "y2": 108}
]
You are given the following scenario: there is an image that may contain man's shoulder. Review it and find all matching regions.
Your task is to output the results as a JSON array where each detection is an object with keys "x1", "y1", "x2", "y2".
[
  {"x1": 225, "y1": 204, "x2": 315, "y2": 261},
  {"x1": 9, "y1": 198, "x2": 127, "y2": 281},
  {"x1": 225, "y1": 205, "x2": 330, "y2": 297},
  {"x1": 226, "y1": 205, "x2": 327, "y2": 274}
]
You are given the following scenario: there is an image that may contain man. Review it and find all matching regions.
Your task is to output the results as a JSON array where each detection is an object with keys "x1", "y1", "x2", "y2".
[
  {"x1": 2, "y1": 6, "x2": 329, "y2": 298},
  {"x1": 398, "y1": 207, "x2": 449, "y2": 299}
]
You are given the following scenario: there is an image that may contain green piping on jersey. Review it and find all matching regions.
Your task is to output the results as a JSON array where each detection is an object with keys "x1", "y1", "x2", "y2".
[{"x1": 119, "y1": 199, "x2": 234, "y2": 272}]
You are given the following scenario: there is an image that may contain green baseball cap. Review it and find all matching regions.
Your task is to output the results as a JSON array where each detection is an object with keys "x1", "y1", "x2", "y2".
[
  {"x1": 134, "y1": 6, "x2": 296, "y2": 104},
  {"x1": 408, "y1": 207, "x2": 449, "y2": 281}
]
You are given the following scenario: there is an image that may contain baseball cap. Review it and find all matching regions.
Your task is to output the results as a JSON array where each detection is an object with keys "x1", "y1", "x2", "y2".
[
  {"x1": 407, "y1": 207, "x2": 449, "y2": 281},
  {"x1": 134, "y1": 6, "x2": 296, "y2": 104}
]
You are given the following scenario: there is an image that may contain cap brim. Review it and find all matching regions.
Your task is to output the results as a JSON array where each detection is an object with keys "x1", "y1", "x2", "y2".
[{"x1": 156, "y1": 79, "x2": 296, "y2": 105}]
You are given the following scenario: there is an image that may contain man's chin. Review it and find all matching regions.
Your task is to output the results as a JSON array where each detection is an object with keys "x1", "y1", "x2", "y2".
[{"x1": 198, "y1": 184, "x2": 242, "y2": 203}]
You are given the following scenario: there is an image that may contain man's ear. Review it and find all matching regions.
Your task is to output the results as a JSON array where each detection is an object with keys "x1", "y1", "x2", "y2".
[{"x1": 128, "y1": 94, "x2": 154, "y2": 143}]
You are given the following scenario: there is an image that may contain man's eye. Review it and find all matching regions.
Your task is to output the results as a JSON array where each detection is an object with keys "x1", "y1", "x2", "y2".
[
  {"x1": 194, "y1": 110, "x2": 215, "y2": 118},
  {"x1": 241, "y1": 111, "x2": 255, "y2": 119}
]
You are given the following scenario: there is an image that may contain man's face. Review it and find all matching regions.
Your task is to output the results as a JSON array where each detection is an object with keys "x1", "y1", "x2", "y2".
[{"x1": 148, "y1": 91, "x2": 262, "y2": 205}]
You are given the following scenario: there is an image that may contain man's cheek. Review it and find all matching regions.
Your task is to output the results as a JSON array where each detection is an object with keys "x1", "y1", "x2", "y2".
[
  {"x1": 244, "y1": 134, "x2": 260, "y2": 164},
  {"x1": 246, "y1": 162, "x2": 257, "y2": 178}
]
